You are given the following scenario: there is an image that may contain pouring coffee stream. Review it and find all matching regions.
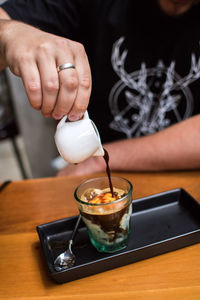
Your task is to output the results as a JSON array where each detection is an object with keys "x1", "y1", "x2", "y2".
[{"x1": 103, "y1": 148, "x2": 114, "y2": 197}]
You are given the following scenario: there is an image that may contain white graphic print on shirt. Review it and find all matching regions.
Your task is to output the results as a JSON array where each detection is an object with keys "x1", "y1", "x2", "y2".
[{"x1": 109, "y1": 37, "x2": 200, "y2": 138}]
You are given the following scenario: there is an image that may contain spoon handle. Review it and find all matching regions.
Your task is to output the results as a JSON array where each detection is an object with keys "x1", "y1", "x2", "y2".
[{"x1": 70, "y1": 214, "x2": 82, "y2": 242}]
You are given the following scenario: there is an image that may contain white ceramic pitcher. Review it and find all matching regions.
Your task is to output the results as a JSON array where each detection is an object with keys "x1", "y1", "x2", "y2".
[{"x1": 54, "y1": 111, "x2": 104, "y2": 164}]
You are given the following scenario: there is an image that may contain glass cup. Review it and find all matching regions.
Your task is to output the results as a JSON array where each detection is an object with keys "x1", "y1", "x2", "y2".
[{"x1": 74, "y1": 176, "x2": 133, "y2": 253}]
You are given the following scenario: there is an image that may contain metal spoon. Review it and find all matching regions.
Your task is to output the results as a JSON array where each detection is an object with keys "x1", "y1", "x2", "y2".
[{"x1": 54, "y1": 214, "x2": 81, "y2": 271}]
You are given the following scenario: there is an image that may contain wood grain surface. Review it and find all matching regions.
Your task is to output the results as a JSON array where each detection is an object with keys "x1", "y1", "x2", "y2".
[{"x1": 0, "y1": 171, "x2": 200, "y2": 299}]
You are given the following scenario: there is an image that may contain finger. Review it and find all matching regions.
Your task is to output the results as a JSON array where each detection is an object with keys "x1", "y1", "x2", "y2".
[
  {"x1": 52, "y1": 56, "x2": 79, "y2": 120},
  {"x1": 52, "y1": 67, "x2": 78, "y2": 119},
  {"x1": 37, "y1": 55, "x2": 59, "y2": 117},
  {"x1": 67, "y1": 43, "x2": 91, "y2": 121},
  {"x1": 19, "y1": 62, "x2": 42, "y2": 110}
]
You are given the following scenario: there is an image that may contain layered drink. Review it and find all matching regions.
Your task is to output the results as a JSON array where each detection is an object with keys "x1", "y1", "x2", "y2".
[{"x1": 74, "y1": 177, "x2": 133, "y2": 253}]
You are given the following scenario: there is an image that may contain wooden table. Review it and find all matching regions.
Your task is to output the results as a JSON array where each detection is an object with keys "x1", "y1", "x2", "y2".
[{"x1": 0, "y1": 171, "x2": 200, "y2": 299}]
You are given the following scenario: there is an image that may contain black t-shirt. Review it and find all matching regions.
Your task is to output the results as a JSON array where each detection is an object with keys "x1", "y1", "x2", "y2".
[{"x1": 2, "y1": 0, "x2": 200, "y2": 143}]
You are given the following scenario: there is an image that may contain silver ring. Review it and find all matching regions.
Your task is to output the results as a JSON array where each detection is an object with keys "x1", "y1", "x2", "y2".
[{"x1": 57, "y1": 63, "x2": 75, "y2": 72}]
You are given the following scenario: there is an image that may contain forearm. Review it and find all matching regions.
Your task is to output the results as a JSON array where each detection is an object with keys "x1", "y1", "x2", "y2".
[{"x1": 103, "y1": 115, "x2": 200, "y2": 171}]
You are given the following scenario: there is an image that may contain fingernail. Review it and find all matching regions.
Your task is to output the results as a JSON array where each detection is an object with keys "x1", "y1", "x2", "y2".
[
  {"x1": 68, "y1": 114, "x2": 82, "y2": 121},
  {"x1": 54, "y1": 114, "x2": 63, "y2": 120}
]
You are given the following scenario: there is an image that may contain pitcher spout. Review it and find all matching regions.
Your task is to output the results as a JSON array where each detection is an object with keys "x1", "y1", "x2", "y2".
[{"x1": 93, "y1": 145, "x2": 104, "y2": 157}]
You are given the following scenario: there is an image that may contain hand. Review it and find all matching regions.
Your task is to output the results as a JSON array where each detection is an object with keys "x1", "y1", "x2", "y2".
[
  {"x1": 56, "y1": 156, "x2": 105, "y2": 177},
  {"x1": 0, "y1": 20, "x2": 91, "y2": 120}
]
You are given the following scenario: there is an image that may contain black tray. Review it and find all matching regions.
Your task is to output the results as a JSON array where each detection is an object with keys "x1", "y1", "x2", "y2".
[{"x1": 36, "y1": 188, "x2": 200, "y2": 284}]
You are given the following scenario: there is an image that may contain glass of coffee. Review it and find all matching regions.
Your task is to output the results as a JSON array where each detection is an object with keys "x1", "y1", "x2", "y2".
[{"x1": 74, "y1": 176, "x2": 133, "y2": 253}]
